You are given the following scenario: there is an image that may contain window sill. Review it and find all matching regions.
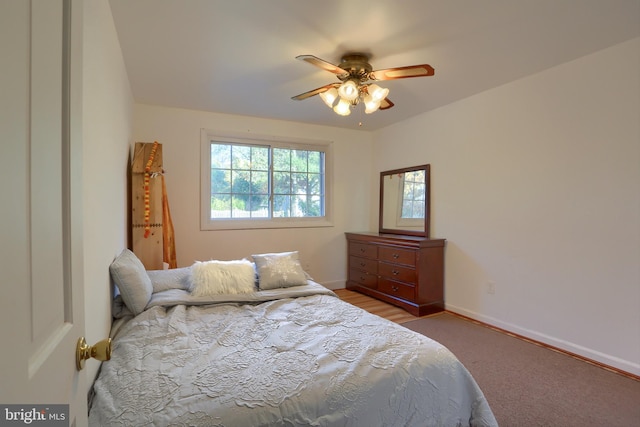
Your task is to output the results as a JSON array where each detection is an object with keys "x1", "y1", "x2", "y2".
[{"x1": 200, "y1": 217, "x2": 334, "y2": 231}]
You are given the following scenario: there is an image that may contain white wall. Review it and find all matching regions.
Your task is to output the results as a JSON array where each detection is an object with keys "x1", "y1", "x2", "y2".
[
  {"x1": 82, "y1": 0, "x2": 133, "y2": 383},
  {"x1": 373, "y1": 38, "x2": 640, "y2": 375},
  {"x1": 133, "y1": 105, "x2": 374, "y2": 288}
]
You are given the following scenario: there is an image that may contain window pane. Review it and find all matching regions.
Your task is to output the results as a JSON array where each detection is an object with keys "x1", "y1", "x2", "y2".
[
  {"x1": 402, "y1": 200, "x2": 413, "y2": 218},
  {"x1": 230, "y1": 195, "x2": 246, "y2": 217},
  {"x1": 232, "y1": 145, "x2": 251, "y2": 169},
  {"x1": 293, "y1": 195, "x2": 307, "y2": 216},
  {"x1": 211, "y1": 144, "x2": 231, "y2": 169},
  {"x1": 414, "y1": 183, "x2": 425, "y2": 201},
  {"x1": 252, "y1": 171, "x2": 269, "y2": 194},
  {"x1": 273, "y1": 171, "x2": 290, "y2": 194},
  {"x1": 308, "y1": 173, "x2": 320, "y2": 194},
  {"x1": 252, "y1": 146, "x2": 269, "y2": 171},
  {"x1": 403, "y1": 182, "x2": 415, "y2": 199},
  {"x1": 308, "y1": 195, "x2": 322, "y2": 217},
  {"x1": 273, "y1": 195, "x2": 291, "y2": 217},
  {"x1": 232, "y1": 170, "x2": 251, "y2": 195},
  {"x1": 292, "y1": 172, "x2": 308, "y2": 194},
  {"x1": 248, "y1": 195, "x2": 269, "y2": 218},
  {"x1": 401, "y1": 170, "x2": 426, "y2": 219},
  {"x1": 308, "y1": 151, "x2": 320, "y2": 173},
  {"x1": 211, "y1": 194, "x2": 231, "y2": 218},
  {"x1": 292, "y1": 150, "x2": 308, "y2": 172},
  {"x1": 211, "y1": 169, "x2": 231, "y2": 193},
  {"x1": 273, "y1": 148, "x2": 290, "y2": 171}
]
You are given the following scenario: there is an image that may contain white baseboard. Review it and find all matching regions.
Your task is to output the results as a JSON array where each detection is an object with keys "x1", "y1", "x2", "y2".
[
  {"x1": 445, "y1": 303, "x2": 640, "y2": 377},
  {"x1": 316, "y1": 279, "x2": 344, "y2": 290}
]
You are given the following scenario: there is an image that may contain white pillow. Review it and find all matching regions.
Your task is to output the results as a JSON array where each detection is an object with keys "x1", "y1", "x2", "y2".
[
  {"x1": 252, "y1": 251, "x2": 308, "y2": 290},
  {"x1": 109, "y1": 249, "x2": 153, "y2": 315},
  {"x1": 190, "y1": 259, "x2": 256, "y2": 296}
]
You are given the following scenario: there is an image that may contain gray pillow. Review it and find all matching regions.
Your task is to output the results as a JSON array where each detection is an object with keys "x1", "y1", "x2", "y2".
[
  {"x1": 147, "y1": 267, "x2": 192, "y2": 293},
  {"x1": 252, "y1": 251, "x2": 307, "y2": 290},
  {"x1": 109, "y1": 249, "x2": 152, "y2": 315}
]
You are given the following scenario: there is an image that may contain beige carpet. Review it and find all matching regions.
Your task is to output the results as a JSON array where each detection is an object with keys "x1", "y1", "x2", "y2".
[{"x1": 402, "y1": 312, "x2": 640, "y2": 427}]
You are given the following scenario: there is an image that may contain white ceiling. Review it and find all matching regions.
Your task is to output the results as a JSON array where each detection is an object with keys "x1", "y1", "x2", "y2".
[{"x1": 108, "y1": 0, "x2": 640, "y2": 131}]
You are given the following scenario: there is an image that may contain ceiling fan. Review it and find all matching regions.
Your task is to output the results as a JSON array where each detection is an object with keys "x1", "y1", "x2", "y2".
[{"x1": 291, "y1": 53, "x2": 434, "y2": 116}]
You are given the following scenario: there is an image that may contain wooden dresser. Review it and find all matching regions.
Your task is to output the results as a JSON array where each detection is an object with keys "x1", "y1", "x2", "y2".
[{"x1": 346, "y1": 232, "x2": 445, "y2": 316}]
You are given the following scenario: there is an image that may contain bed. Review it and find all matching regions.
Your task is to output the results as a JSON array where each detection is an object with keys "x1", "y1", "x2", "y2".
[{"x1": 89, "y1": 249, "x2": 497, "y2": 426}]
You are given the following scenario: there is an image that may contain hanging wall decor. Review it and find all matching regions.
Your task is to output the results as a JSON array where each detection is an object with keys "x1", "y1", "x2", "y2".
[{"x1": 131, "y1": 141, "x2": 177, "y2": 270}]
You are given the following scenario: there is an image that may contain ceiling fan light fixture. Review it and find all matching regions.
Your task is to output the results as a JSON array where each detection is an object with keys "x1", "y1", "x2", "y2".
[
  {"x1": 338, "y1": 80, "x2": 359, "y2": 101},
  {"x1": 333, "y1": 98, "x2": 352, "y2": 116},
  {"x1": 367, "y1": 84, "x2": 389, "y2": 102},
  {"x1": 293, "y1": 53, "x2": 434, "y2": 118},
  {"x1": 363, "y1": 95, "x2": 381, "y2": 114},
  {"x1": 319, "y1": 87, "x2": 338, "y2": 108}
]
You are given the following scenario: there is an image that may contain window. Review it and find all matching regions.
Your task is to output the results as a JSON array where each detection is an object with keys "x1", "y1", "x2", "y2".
[
  {"x1": 400, "y1": 170, "x2": 426, "y2": 219},
  {"x1": 201, "y1": 130, "x2": 332, "y2": 230},
  {"x1": 395, "y1": 170, "x2": 425, "y2": 227}
]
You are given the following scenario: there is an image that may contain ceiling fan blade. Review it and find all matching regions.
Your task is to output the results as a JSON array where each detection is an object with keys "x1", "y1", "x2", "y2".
[
  {"x1": 379, "y1": 98, "x2": 395, "y2": 110},
  {"x1": 296, "y1": 55, "x2": 349, "y2": 76},
  {"x1": 369, "y1": 64, "x2": 435, "y2": 80},
  {"x1": 291, "y1": 83, "x2": 340, "y2": 101}
]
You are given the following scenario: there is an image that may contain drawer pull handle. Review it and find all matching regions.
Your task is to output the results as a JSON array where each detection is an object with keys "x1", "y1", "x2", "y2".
[
  {"x1": 393, "y1": 253, "x2": 399, "y2": 259},
  {"x1": 360, "y1": 248, "x2": 366, "y2": 252},
  {"x1": 392, "y1": 270, "x2": 400, "y2": 275},
  {"x1": 360, "y1": 276, "x2": 366, "y2": 281},
  {"x1": 360, "y1": 262, "x2": 366, "y2": 267},
  {"x1": 392, "y1": 285, "x2": 399, "y2": 292}
]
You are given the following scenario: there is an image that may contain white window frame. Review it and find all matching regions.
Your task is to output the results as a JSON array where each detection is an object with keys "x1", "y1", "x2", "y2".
[{"x1": 200, "y1": 129, "x2": 333, "y2": 231}]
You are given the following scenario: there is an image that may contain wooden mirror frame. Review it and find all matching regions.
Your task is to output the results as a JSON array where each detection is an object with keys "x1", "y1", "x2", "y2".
[{"x1": 379, "y1": 164, "x2": 430, "y2": 237}]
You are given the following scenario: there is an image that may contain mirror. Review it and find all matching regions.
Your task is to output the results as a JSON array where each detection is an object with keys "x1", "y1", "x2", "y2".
[{"x1": 379, "y1": 164, "x2": 430, "y2": 237}]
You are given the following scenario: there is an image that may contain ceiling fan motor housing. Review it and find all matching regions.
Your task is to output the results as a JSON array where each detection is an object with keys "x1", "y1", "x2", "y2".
[{"x1": 338, "y1": 54, "x2": 372, "y2": 82}]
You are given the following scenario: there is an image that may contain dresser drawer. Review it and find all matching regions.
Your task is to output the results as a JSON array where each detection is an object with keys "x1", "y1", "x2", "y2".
[
  {"x1": 349, "y1": 255, "x2": 377, "y2": 274},
  {"x1": 378, "y1": 246, "x2": 416, "y2": 267},
  {"x1": 378, "y1": 262, "x2": 416, "y2": 283},
  {"x1": 349, "y1": 268, "x2": 378, "y2": 289},
  {"x1": 379, "y1": 278, "x2": 415, "y2": 302},
  {"x1": 349, "y1": 242, "x2": 378, "y2": 259}
]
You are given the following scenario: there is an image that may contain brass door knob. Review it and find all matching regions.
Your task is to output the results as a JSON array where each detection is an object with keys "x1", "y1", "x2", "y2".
[{"x1": 76, "y1": 337, "x2": 112, "y2": 371}]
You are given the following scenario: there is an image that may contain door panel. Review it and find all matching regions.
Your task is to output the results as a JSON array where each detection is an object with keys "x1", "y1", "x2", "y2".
[
  {"x1": 30, "y1": 0, "x2": 67, "y2": 353},
  {"x1": 0, "y1": 0, "x2": 87, "y2": 424}
]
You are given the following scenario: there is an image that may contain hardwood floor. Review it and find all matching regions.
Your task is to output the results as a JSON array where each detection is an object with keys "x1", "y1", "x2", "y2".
[{"x1": 334, "y1": 288, "x2": 438, "y2": 324}]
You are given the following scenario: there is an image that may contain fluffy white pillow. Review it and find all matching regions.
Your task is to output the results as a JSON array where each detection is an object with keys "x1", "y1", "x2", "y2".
[
  {"x1": 190, "y1": 259, "x2": 256, "y2": 296},
  {"x1": 252, "y1": 251, "x2": 308, "y2": 290}
]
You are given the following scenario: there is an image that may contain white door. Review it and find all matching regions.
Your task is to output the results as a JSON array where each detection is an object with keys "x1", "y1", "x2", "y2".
[{"x1": 0, "y1": 0, "x2": 87, "y2": 424}]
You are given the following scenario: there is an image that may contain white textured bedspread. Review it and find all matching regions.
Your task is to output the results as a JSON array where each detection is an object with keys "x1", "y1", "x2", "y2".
[{"x1": 89, "y1": 284, "x2": 497, "y2": 426}]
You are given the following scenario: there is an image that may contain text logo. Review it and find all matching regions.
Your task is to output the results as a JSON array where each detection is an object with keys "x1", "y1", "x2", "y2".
[{"x1": 0, "y1": 405, "x2": 68, "y2": 426}]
